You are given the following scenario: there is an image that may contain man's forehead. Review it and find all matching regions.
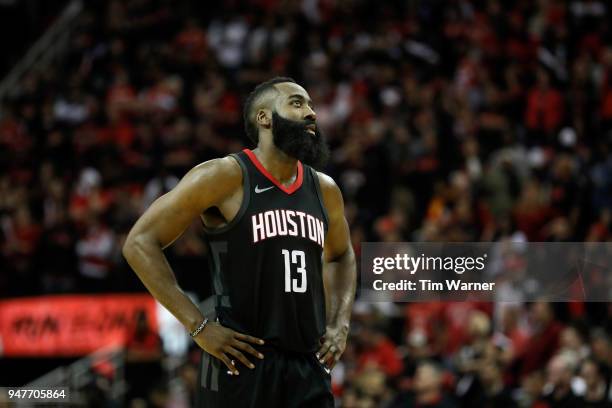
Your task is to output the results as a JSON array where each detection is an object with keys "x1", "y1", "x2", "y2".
[{"x1": 273, "y1": 82, "x2": 310, "y2": 99}]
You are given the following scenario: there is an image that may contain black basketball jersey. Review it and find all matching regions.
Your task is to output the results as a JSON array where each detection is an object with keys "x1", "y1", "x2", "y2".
[{"x1": 202, "y1": 149, "x2": 329, "y2": 353}]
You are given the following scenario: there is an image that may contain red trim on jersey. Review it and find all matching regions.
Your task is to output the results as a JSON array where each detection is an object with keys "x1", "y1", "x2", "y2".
[{"x1": 243, "y1": 148, "x2": 303, "y2": 195}]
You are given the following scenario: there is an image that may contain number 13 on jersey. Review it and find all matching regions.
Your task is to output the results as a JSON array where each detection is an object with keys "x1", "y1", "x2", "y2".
[{"x1": 282, "y1": 249, "x2": 307, "y2": 293}]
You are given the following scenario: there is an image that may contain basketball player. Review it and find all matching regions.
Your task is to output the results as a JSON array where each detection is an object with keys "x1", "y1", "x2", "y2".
[{"x1": 123, "y1": 77, "x2": 356, "y2": 407}]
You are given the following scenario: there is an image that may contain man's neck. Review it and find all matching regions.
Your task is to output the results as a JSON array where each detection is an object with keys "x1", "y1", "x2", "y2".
[{"x1": 252, "y1": 143, "x2": 298, "y2": 186}]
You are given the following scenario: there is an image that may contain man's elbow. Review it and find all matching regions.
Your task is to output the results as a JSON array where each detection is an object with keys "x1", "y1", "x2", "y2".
[
  {"x1": 122, "y1": 234, "x2": 136, "y2": 262},
  {"x1": 122, "y1": 231, "x2": 147, "y2": 263},
  {"x1": 342, "y1": 243, "x2": 356, "y2": 266},
  {"x1": 329, "y1": 245, "x2": 356, "y2": 272}
]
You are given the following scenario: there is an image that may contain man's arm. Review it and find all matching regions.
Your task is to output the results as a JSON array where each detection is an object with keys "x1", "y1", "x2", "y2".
[
  {"x1": 316, "y1": 172, "x2": 357, "y2": 368},
  {"x1": 122, "y1": 157, "x2": 264, "y2": 375}
]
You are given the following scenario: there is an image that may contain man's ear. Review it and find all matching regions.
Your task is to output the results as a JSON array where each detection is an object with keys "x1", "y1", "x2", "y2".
[{"x1": 256, "y1": 109, "x2": 272, "y2": 129}]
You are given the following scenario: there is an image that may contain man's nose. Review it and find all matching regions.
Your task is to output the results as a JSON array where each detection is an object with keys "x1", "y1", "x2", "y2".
[{"x1": 304, "y1": 105, "x2": 316, "y2": 121}]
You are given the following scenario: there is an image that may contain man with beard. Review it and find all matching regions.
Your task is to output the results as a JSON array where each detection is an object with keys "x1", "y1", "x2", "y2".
[{"x1": 123, "y1": 77, "x2": 356, "y2": 407}]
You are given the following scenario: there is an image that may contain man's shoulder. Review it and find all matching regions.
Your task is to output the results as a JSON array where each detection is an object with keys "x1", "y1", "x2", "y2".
[
  {"x1": 185, "y1": 155, "x2": 243, "y2": 198},
  {"x1": 313, "y1": 171, "x2": 340, "y2": 195},
  {"x1": 313, "y1": 171, "x2": 344, "y2": 212},
  {"x1": 190, "y1": 155, "x2": 242, "y2": 181}
]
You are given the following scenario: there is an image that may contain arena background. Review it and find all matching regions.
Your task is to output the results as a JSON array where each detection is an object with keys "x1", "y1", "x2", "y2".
[{"x1": 1, "y1": 0, "x2": 611, "y2": 407}]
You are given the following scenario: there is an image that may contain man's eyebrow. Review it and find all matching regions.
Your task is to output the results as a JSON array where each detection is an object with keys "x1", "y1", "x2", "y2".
[{"x1": 287, "y1": 94, "x2": 312, "y2": 104}]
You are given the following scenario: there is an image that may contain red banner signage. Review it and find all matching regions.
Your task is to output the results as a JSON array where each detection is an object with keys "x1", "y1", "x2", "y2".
[{"x1": 0, "y1": 294, "x2": 158, "y2": 357}]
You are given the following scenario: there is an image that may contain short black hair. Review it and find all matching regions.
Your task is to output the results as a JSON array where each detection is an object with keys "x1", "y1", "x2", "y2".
[{"x1": 243, "y1": 76, "x2": 296, "y2": 144}]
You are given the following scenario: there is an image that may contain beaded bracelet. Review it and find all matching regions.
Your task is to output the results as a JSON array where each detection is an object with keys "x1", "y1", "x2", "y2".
[{"x1": 189, "y1": 317, "x2": 209, "y2": 337}]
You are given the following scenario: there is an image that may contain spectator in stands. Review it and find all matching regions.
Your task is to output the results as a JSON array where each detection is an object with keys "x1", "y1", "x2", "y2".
[
  {"x1": 75, "y1": 212, "x2": 116, "y2": 292},
  {"x1": 558, "y1": 324, "x2": 590, "y2": 364},
  {"x1": 578, "y1": 358, "x2": 610, "y2": 407},
  {"x1": 346, "y1": 366, "x2": 394, "y2": 408},
  {"x1": 124, "y1": 309, "x2": 164, "y2": 406},
  {"x1": 474, "y1": 359, "x2": 518, "y2": 408},
  {"x1": 520, "y1": 302, "x2": 564, "y2": 377},
  {"x1": 38, "y1": 205, "x2": 78, "y2": 293},
  {"x1": 590, "y1": 329, "x2": 612, "y2": 369},
  {"x1": 542, "y1": 352, "x2": 581, "y2": 408},
  {"x1": 390, "y1": 361, "x2": 457, "y2": 408},
  {"x1": 3, "y1": 204, "x2": 41, "y2": 295},
  {"x1": 454, "y1": 311, "x2": 495, "y2": 406},
  {"x1": 525, "y1": 69, "x2": 564, "y2": 145},
  {"x1": 517, "y1": 369, "x2": 548, "y2": 408},
  {"x1": 355, "y1": 320, "x2": 404, "y2": 379}
]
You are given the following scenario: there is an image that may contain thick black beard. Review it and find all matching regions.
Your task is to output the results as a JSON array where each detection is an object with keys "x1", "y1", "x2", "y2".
[{"x1": 272, "y1": 112, "x2": 330, "y2": 170}]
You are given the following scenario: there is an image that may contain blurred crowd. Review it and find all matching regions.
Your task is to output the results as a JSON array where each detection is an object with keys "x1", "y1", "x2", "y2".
[{"x1": 1, "y1": 0, "x2": 612, "y2": 406}]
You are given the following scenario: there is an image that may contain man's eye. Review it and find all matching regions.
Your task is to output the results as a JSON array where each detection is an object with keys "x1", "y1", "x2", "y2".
[{"x1": 292, "y1": 101, "x2": 302, "y2": 107}]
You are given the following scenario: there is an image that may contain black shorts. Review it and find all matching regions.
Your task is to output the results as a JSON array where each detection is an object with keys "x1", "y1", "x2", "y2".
[{"x1": 197, "y1": 345, "x2": 334, "y2": 408}]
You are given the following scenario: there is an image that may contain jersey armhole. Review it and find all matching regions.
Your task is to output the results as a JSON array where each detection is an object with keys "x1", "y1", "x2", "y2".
[
  {"x1": 201, "y1": 153, "x2": 250, "y2": 235},
  {"x1": 310, "y1": 167, "x2": 330, "y2": 231}
]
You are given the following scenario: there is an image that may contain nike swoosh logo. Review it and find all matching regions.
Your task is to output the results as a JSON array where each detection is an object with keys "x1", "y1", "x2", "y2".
[{"x1": 254, "y1": 185, "x2": 274, "y2": 193}]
